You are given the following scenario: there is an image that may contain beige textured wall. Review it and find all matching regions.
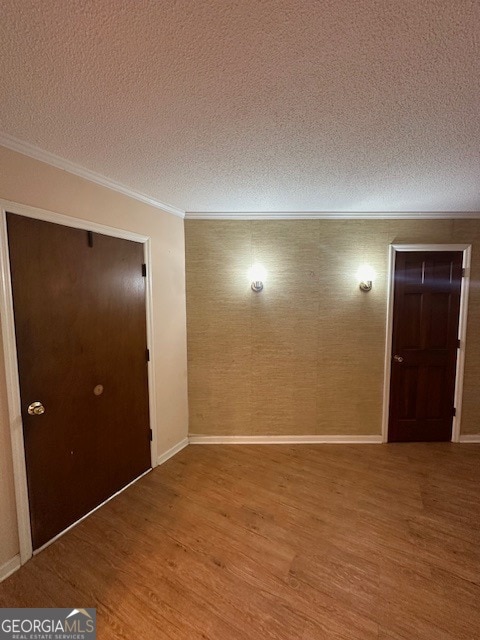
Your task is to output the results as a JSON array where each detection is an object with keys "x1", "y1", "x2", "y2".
[
  {"x1": 0, "y1": 145, "x2": 188, "y2": 567},
  {"x1": 186, "y1": 219, "x2": 480, "y2": 437}
]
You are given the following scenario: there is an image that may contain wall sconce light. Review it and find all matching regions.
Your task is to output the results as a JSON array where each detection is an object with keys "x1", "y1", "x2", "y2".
[
  {"x1": 248, "y1": 263, "x2": 267, "y2": 292},
  {"x1": 357, "y1": 265, "x2": 375, "y2": 292}
]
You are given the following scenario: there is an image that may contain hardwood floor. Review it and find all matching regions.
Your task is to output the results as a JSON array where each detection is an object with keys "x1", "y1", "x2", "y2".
[{"x1": 1, "y1": 443, "x2": 480, "y2": 639}]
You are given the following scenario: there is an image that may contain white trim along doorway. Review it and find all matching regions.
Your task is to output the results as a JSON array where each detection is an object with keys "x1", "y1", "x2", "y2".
[
  {"x1": 381, "y1": 244, "x2": 471, "y2": 444},
  {"x1": 0, "y1": 199, "x2": 158, "y2": 565}
]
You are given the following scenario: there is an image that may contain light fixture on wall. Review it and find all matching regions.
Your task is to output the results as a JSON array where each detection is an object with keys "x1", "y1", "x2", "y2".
[
  {"x1": 357, "y1": 265, "x2": 375, "y2": 292},
  {"x1": 248, "y1": 263, "x2": 266, "y2": 292}
]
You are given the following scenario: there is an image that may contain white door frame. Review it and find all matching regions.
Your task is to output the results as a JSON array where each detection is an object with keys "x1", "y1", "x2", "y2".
[
  {"x1": 381, "y1": 244, "x2": 471, "y2": 444},
  {"x1": 0, "y1": 199, "x2": 159, "y2": 564}
]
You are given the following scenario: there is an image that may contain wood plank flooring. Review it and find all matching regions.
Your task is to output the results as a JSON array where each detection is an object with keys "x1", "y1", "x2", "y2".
[{"x1": 1, "y1": 443, "x2": 479, "y2": 639}]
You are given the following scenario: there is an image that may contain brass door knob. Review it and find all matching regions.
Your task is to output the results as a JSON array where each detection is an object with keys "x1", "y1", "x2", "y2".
[
  {"x1": 393, "y1": 355, "x2": 404, "y2": 363},
  {"x1": 27, "y1": 401, "x2": 45, "y2": 416}
]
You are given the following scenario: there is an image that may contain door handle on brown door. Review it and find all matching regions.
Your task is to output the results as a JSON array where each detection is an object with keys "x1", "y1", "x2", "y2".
[
  {"x1": 28, "y1": 401, "x2": 45, "y2": 415},
  {"x1": 393, "y1": 355, "x2": 404, "y2": 363}
]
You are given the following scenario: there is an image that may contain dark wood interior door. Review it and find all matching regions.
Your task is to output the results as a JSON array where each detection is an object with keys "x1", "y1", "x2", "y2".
[
  {"x1": 388, "y1": 251, "x2": 463, "y2": 442},
  {"x1": 7, "y1": 213, "x2": 151, "y2": 550}
]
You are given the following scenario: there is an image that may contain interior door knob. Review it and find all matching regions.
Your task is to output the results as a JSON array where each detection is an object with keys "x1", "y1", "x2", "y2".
[
  {"x1": 28, "y1": 401, "x2": 45, "y2": 415},
  {"x1": 393, "y1": 355, "x2": 404, "y2": 363}
]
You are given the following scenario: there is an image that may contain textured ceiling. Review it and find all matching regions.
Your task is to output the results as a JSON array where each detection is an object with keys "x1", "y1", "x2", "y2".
[{"x1": 1, "y1": 0, "x2": 479, "y2": 214}]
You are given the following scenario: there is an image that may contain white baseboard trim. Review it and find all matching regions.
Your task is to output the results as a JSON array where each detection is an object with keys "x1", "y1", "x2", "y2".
[
  {"x1": 157, "y1": 437, "x2": 189, "y2": 465},
  {"x1": 0, "y1": 554, "x2": 21, "y2": 583},
  {"x1": 459, "y1": 434, "x2": 480, "y2": 443},
  {"x1": 188, "y1": 435, "x2": 383, "y2": 445}
]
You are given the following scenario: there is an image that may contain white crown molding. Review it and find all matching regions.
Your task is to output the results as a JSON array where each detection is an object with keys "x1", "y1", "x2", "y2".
[
  {"x1": 0, "y1": 132, "x2": 185, "y2": 219},
  {"x1": 3, "y1": 133, "x2": 478, "y2": 222},
  {"x1": 188, "y1": 435, "x2": 382, "y2": 444},
  {"x1": 0, "y1": 554, "x2": 21, "y2": 583},
  {"x1": 157, "y1": 437, "x2": 189, "y2": 465},
  {"x1": 185, "y1": 211, "x2": 480, "y2": 220},
  {"x1": 459, "y1": 435, "x2": 480, "y2": 443}
]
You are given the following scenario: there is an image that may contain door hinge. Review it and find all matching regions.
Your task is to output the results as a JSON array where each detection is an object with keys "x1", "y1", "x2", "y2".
[
  {"x1": 149, "y1": 428, "x2": 153, "y2": 441},
  {"x1": 87, "y1": 230, "x2": 94, "y2": 247},
  {"x1": 452, "y1": 407, "x2": 457, "y2": 417},
  {"x1": 142, "y1": 263, "x2": 147, "y2": 277},
  {"x1": 462, "y1": 267, "x2": 466, "y2": 277},
  {"x1": 146, "y1": 348, "x2": 150, "y2": 362},
  {"x1": 457, "y1": 339, "x2": 461, "y2": 348}
]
